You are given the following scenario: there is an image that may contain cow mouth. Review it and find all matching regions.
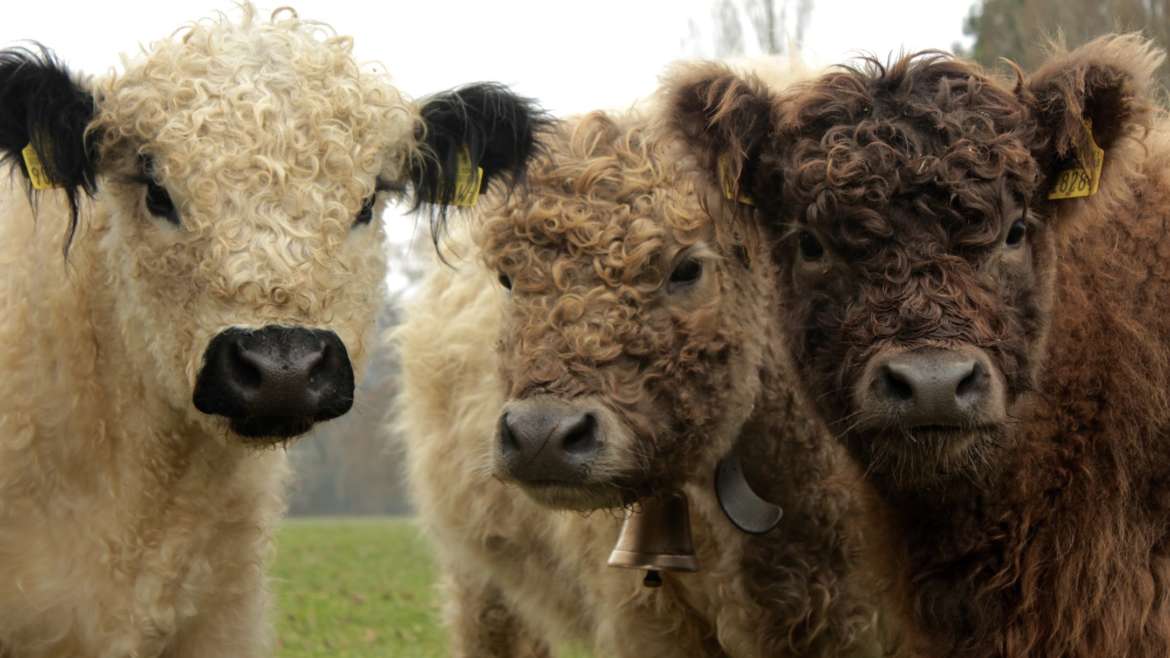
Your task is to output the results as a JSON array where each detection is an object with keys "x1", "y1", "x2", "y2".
[
  {"x1": 865, "y1": 423, "x2": 1001, "y2": 458},
  {"x1": 901, "y1": 424, "x2": 996, "y2": 441},
  {"x1": 229, "y1": 416, "x2": 319, "y2": 443},
  {"x1": 841, "y1": 420, "x2": 1006, "y2": 489},
  {"x1": 510, "y1": 478, "x2": 643, "y2": 512}
]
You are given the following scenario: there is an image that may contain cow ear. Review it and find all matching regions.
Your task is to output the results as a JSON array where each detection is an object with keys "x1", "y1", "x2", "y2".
[
  {"x1": 1025, "y1": 34, "x2": 1162, "y2": 203},
  {"x1": 660, "y1": 62, "x2": 778, "y2": 209},
  {"x1": 411, "y1": 82, "x2": 550, "y2": 213},
  {"x1": 0, "y1": 46, "x2": 99, "y2": 235}
]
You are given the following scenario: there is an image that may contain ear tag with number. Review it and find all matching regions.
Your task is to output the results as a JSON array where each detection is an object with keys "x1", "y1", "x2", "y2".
[
  {"x1": 1047, "y1": 120, "x2": 1104, "y2": 200},
  {"x1": 718, "y1": 155, "x2": 754, "y2": 206},
  {"x1": 451, "y1": 146, "x2": 484, "y2": 207},
  {"x1": 22, "y1": 143, "x2": 58, "y2": 190}
]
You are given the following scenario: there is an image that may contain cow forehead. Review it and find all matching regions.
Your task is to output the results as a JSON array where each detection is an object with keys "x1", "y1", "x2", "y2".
[
  {"x1": 480, "y1": 112, "x2": 709, "y2": 289},
  {"x1": 789, "y1": 124, "x2": 1033, "y2": 255},
  {"x1": 92, "y1": 11, "x2": 417, "y2": 186},
  {"x1": 784, "y1": 55, "x2": 1042, "y2": 250}
]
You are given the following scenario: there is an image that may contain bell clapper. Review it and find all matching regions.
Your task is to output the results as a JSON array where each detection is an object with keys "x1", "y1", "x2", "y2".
[{"x1": 643, "y1": 570, "x2": 663, "y2": 588}]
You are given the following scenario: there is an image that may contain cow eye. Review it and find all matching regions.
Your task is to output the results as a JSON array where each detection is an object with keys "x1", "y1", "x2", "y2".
[
  {"x1": 355, "y1": 194, "x2": 377, "y2": 226},
  {"x1": 798, "y1": 231, "x2": 824, "y2": 260},
  {"x1": 1005, "y1": 219, "x2": 1027, "y2": 247},
  {"x1": 144, "y1": 179, "x2": 179, "y2": 225},
  {"x1": 668, "y1": 257, "x2": 703, "y2": 292},
  {"x1": 498, "y1": 272, "x2": 513, "y2": 290}
]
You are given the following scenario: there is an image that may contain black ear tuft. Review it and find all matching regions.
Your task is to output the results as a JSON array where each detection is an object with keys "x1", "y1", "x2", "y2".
[
  {"x1": 0, "y1": 45, "x2": 99, "y2": 249},
  {"x1": 410, "y1": 82, "x2": 551, "y2": 228}
]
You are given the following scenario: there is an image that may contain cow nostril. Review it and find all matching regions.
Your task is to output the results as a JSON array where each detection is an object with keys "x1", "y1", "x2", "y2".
[
  {"x1": 559, "y1": 413, "x2": 598, "y2": 455},
  {"x1": 231, "y1": 342, "x2": 264, "y2": 390},
  {"x1": 955, "y1": 360, "x2": 985, "y2": 402},
  {"x1": 878, "y1": 364, "x2": 915, "y2": 403},
  {"x1": 305, "y1": 342, "x2": 332, "y2": 389},
  {"x1": 499, "y1": 413, "x2": 521, "y2": 453}
]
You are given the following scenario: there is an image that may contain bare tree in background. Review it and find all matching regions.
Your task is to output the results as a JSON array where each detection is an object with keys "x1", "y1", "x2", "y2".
[
  {"x1": 958, "y1": 0, "x2": 1170, "y2": 93},
  {"x1": 286, "y1": 229, "x2": 428, "y2": 517},
  {"x1": 687, "y1": 0, "x2": 815, "y2": 58}
]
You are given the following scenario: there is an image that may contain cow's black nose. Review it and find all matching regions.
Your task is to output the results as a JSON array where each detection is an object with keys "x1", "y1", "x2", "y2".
[
  {"x1": 193, "y1": 326, "x2": 354, "y2": 438},
  {"x1": 497, "y1": 398, "x2": 602, "y2": 484}
]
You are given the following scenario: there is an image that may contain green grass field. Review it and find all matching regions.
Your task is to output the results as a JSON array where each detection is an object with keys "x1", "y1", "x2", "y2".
[
  {"x1": 273, "y1": 518, "x2": 447, "y2": 658},
  {"x1": 273, "y1": 517, "x2": 590, "y2": 658}
]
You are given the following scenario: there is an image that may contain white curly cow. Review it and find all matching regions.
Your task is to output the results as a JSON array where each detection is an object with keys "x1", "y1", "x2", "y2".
[{"x1": 0, "y1": 5, "x2": 542, "y2": 657}]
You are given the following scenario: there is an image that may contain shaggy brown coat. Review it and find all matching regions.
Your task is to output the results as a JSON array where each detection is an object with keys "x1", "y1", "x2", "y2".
[
  {"x1": 396, "y1": 109, "x2": 878, "y2": 657},
  {"x1": 665, "y1": 36, "x2": 1170, "y2": 657}
]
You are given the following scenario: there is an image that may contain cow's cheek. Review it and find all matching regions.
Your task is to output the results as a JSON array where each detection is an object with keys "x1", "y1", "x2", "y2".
[{"x1": 99, "y1": 215, "x2": 203, "y2": 408}]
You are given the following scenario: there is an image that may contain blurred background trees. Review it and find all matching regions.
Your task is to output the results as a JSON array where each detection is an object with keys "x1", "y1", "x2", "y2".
[
  {"x1": 686, "y1": 0, "x2": 814, "y2": 57},
  {"x1": 285, "y1": 237, "x2": 423, "y2": 516},
  {"x1": 959, "y1": 0, "x2": 1170, "y2": 92}
]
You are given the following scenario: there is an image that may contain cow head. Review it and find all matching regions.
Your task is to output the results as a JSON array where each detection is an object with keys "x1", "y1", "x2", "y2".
[
  {"x1": 666, "y1": 37, "x2": 1160, "y2": 492},
  {"x1": 476, "y1": 110, "x2": 776, "y2": 510},
  {"x1": 0, "y1": 7, "x2": 543, "y2": 444}
]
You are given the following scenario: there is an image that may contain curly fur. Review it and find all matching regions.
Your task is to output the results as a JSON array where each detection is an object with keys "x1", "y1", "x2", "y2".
[
  {"x1": 0, "y1": 6, "x2": 452, "y2": 656},
  {"x1": 396, "y1": 103, "x2": 879, "y2": 657},
  {"x1": 666, "y1": 35, "x2": 1170, "y2": 657}
]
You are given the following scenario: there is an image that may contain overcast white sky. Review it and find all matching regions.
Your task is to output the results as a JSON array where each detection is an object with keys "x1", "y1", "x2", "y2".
[
  {"x1": 0, "y1": 0, "x2": 976, "y2": 289},
  {"x1": 1, "y1": 1, "x2": 976, "y2": 111}
]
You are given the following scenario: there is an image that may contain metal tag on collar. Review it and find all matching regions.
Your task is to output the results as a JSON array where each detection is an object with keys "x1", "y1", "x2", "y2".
[{"x1": 715, "y1": 451, "x2": 783, "y2": 535}]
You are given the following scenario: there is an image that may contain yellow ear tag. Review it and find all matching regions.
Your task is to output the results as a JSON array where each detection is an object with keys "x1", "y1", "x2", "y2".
[
  {"x1": 1047, "y1": 120, "x2": 1104, "y2": 200},
  {"x1": 21, "y1": 143, "x2": 58, "y2": 190},
  {"x1": 718, "y1": 155, "x2": 754, "y2": 206},
  {"x1": 451, "y1": 147, "x2": 484, "y2": 207}
]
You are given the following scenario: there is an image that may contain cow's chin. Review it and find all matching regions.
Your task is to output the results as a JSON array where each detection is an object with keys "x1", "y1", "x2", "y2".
[
  {"x1": 197, "y1": 414, "x2": 319, "y2": 447},
  {"x1": 843, "y1": 424, "x2": 1007, "y2": 493},
  {"x1": 512, "y1": 480, "x2": 636, "y2": 512},
  {"x1": 229, "y1": 416, "x2": 318, "y2": 445}
]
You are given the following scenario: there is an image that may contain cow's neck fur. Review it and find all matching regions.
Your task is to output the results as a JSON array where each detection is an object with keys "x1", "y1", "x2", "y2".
[
  {"x1": 0, "y1": 190, "x2": 286, "y2": 655},
  {"x1": 874, "y1": 127, "x2": 1170, "y2": 658}
]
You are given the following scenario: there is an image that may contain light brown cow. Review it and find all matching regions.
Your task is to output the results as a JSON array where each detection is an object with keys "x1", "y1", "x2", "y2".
[{"x1": 397, "y1": 104, "x2": 877, "y2": 657}]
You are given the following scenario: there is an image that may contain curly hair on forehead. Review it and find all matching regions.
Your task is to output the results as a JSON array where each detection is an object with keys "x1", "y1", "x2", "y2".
[
  {"x1": 774, "y1": 52, "x2": 1043, "y2": 255},
  {"x1": 477, "y1": 110, "x2": 735, "y2": 416},
  {"x1": 479, "y1": 110, "x2": 709, "y2": 266}
]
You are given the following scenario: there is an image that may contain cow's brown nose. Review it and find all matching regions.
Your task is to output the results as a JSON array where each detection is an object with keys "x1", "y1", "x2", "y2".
[
  {"x1": 498, "y1": 398, "x2": 601, "y2": 484},
  {"x1": 860, "y1": 348, "x2": 1005, "y2": 427},
  {"x1": 193, "y1": 326, "x2": 354, "y2": 438}
]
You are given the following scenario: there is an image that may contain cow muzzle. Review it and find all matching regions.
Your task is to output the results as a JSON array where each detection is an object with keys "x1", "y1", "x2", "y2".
[
  {"x1": 497, "y1": 396, "x2": 601, "y2": 484},
  {"x1": 193, "y1": 326, "x2": 355, "y2": 440},
  {"x1": 856, "y1": 346, "x2": 1006, "y2": 433},
  {"x1": 495, "y1": 395, "x2": 635, "y2": 510}
]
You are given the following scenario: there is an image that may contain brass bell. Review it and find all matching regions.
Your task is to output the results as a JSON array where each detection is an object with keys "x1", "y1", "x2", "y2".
[{"x1": 608, "y1": 491, "x2": 699, "y2": 587}]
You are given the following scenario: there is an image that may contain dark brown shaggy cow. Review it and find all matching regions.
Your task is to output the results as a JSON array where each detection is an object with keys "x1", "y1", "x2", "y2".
[{"x1": 664, "y1": 35, "x2": 1170, "y2": 657}]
